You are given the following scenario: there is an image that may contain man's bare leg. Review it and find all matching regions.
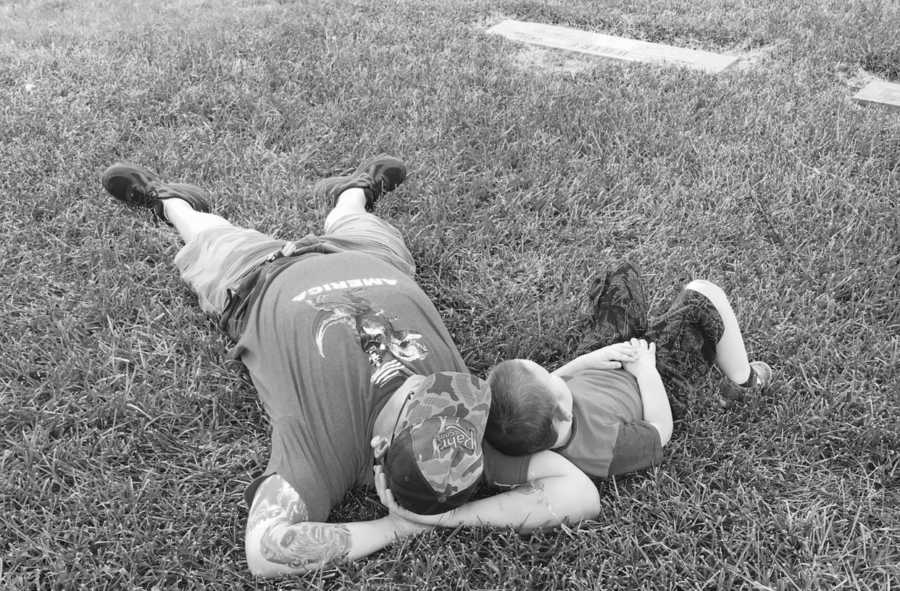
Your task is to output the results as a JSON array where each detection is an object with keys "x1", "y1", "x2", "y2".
[
  {"x1": 163, "y1": 199, "x2": 233, "y2": 244},
  {"x1": 164, "y1": 184, "x2": 369, "y2": 244},
  {"x1": 325, "y1": 187, "x2": 368, "y2": 228},
  {"x1": 102, "y1": 158, "x2": 409, "y2": 315},
  {"x1": 315, "y1": 154, "x2": 407, "y2": 220}
]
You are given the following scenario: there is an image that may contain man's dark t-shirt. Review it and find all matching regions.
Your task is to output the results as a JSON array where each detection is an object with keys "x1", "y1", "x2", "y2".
[{"x1": 236, "y1": 251, "x2": 527, "y2": 519}]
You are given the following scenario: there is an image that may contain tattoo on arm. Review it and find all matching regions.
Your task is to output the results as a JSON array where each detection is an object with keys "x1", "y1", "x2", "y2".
[
  {"x1": 260, "y1": 522, "x2": 352, "y2": 569},
  {"x1": 249, "y1": 476, "x2": 352, "y2": 569},
  {"x1": 247, "y1": 478, "x2": 310, "y2": 531}
]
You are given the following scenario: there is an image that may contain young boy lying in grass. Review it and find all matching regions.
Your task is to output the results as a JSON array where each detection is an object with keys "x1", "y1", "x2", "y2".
[{"x1": 485, "y1": 264, "x2": 773, "y2": 478}]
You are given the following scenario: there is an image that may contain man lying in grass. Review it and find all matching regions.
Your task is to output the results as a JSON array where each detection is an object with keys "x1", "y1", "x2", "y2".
[
  {"x1": 481, "y1": 264, "x2": 774, "y2": 480},
  {"x1": 101, "y1": 155, "x2": 600, "y2": 577}
]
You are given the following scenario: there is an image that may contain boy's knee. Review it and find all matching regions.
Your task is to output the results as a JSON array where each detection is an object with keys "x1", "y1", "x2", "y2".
[
  {"x1": 685, "y1": 279, "x2": 720, "y2": 295},
  {"x1": 685, "y1": 279, "x2": 728, "y2": 307}
]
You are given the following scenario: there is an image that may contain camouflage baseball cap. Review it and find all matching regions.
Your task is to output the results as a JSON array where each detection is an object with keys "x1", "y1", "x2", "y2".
[{"x1": 382, "y1": 371, "x2": 490, "y2": 515}]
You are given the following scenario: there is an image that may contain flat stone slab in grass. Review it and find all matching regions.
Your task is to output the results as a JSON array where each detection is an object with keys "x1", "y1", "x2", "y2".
[
  {"x1": 852, "y1": 80, "x2": 900, "y2": 111},
  {"x1": 487, "y1": 19, "x2": 740, "y2": 74}
]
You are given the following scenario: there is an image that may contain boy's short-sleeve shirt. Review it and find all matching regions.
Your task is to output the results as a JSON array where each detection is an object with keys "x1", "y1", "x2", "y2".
[
  {"x1": 236, "y1": 251, "x2": 528, "y2": 519},
  {"x1": 557, "y1": 368, "x2": 663, "y2": 478}
]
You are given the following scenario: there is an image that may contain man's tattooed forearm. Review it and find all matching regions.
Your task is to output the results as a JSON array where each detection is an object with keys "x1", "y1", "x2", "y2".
[
  {"x1": 260, "y1": 522, "x2": 352, "y2": 569},
  {"x1": 247, "y1": 503, "x2": 283, "y2": 532},
  {"x1": 247, "y1": 477, "x2": 311, "y2": 531},
  {"x1": 247, "y1": 496, "x2": 309, "y2": 531}
]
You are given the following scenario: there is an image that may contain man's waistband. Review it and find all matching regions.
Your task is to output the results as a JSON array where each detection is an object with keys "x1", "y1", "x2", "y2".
[{"x1": 219, "y1": 233, "x2": 346, "y2": 347}]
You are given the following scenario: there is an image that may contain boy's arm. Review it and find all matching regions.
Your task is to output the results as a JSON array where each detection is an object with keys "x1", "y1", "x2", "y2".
[
  {"x1": 633, "y1": 368, "x2": 673, "y2": 446},
  {"x1": 246, "y1": 474, "x2": 430, "y2": 577},
  {"x1": 553, "y1": 342, "x2": 636, "y2": 378},
  {"x1": 622, "y1": 340, "x2": 673, "y2": 447},
  {"x1": 375, "y1": 450, "x2": 601, "y2": 532}
]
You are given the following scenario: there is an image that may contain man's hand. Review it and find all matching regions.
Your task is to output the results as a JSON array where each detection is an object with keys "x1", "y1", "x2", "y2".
[
  {"x1": 374, "y1": 465, "x2": 448, "y2": 527},
  {"x1": 622, "y1": 338, "x2": 656, "y2": 377}
]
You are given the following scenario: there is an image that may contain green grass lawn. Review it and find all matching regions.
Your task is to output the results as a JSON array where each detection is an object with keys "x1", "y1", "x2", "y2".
[{"x1": 2, "y1": 0, "x2": 898, "y2": 588}]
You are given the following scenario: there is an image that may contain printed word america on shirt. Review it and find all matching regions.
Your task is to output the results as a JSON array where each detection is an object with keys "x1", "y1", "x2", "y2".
[{"x1": 292, "y1": 277, "x2": 399, "y2": 302}]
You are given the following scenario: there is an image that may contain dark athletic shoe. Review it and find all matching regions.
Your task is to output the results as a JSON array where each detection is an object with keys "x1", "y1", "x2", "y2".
[
  {"x1": 314, "y1": 154, "x2": 407, "y2": 212},
  {"x1": 718, "y1": 360, "x2": 773, "y2": 407},
  {"x1": 585, "y1": 261, "x2": 649, "y2": 346},
  {"x1": 102, "y1": 162, "x2": 211, "y2": 224}
]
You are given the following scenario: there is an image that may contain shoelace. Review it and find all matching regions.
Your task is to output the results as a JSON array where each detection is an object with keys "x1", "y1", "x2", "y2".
[{"x1": 126, "y1": 186, "x2": 157, "y2": 206}]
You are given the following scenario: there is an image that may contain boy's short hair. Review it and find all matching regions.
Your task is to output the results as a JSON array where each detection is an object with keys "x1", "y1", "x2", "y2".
[{"x1": 486, "y1": 359, "x2": 559, "y2": 456}]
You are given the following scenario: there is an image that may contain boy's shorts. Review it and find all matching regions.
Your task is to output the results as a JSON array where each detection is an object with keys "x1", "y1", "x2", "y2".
[
  {"x1": 173, "y1": 212, "x2": 415, "y2": 326},
  {"x1": 645, "y1": 289, "x2": 725, "y2": 415}
]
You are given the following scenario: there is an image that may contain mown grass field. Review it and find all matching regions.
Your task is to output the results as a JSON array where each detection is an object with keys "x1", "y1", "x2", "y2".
[{"x1": 2, "y1": 0, "x2": 898, "y2": 589}]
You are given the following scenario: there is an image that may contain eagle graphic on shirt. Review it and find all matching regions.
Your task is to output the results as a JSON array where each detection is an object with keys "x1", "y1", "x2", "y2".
[{"x1": 306, "y1": 289, "x2": 429, "y2": 386}]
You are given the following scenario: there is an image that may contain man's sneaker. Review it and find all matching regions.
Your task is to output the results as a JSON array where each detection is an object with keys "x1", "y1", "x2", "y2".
[
  {"x1": 314, "y1": 154, "x2": 407, "y2": 212},
  {"x1": 102, "y1": 162, "x2": 211, "y2": 225},
  {"x1": 718, "y1": 361, "x2": 773, "y2": 407}
]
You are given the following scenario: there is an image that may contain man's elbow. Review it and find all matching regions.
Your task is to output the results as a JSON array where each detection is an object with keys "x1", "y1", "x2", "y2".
[
  {"x1": 247, "y1": 554, "x2": 280, "y2": 578},
  {"x1": 246, "y1": 550, "x2": 321, "y2": 578},
  {"x1": 557, "y1": 464, "x2": 601, "y2": 522},
  {"x1": 245, "y1": 532, "x2": 316, "y2": 578},
  {"x1": 246, "y1": 545, "x2": 285, "y2": 578},
  {"x1": 574, "y1": 473, "x2": 602, "y2": 520},
  {"x1": 651, "y1": 421, "x2": 673, "y2": 448}
]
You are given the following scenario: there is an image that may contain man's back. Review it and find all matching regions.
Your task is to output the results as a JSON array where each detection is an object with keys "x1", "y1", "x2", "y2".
[{"x1": 237, "y1": 251, "x2": 469, "y2": 520}]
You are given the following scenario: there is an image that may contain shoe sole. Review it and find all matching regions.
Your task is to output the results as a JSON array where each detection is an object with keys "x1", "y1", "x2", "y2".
[
  {"x1": 359, "y1": 154, "x2": 406, "y2": 193},
  {"x1": 102, "y1": 162, "x2": 161, "y2": 207},
  {"x1": 718, "y1": 361, "x2": 773, "y2": 407},
  {"x1": 102, "y1": 163, "x2": 211, "y2": 222},
  {"x1": 315, "y1": 154, "x2": 407, "y2": 210}
]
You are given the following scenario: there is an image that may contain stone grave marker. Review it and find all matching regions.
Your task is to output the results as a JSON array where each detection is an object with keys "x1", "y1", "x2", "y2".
[{"x1": 486, "y1": 19, "x2": 740, "y2": 74}]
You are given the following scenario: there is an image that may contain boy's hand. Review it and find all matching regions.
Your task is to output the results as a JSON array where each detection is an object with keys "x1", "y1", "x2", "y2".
[
  {"x1": 622, "y1": 338, "x2": 657, "y2": 378},
  {"x1": 589, "y1": 342, "x2": 638, "y2": 369}
]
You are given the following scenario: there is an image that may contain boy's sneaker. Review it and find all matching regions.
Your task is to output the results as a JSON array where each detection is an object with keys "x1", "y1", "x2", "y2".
[
  {"x1": 586, "y1": 261, "x2": 649, "y2": 346},
  {"x1": 314, "y1": 154, "x2": 407, "y2": 212},
  {"x1": 718, "y1": 361, "x2": 773, "y2": 407},
  {"x1": 102, "y1": 162, "x2": 211, "y2": 225}
]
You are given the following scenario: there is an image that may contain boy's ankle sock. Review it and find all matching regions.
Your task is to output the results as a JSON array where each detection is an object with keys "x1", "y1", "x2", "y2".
[
  {"x1": 738, "y1": 367, "x2": 757, "y2": 389},
  {"x1": 719, "y1": 362, "x2": 772, "y2": 408}
]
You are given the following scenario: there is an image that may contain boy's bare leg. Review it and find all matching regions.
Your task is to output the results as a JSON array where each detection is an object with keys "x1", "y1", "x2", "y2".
[
  {"x1": 163, "y1": 199, "x2": 233, "y2": 244},
  {"x1": 684, "y1": 279, "x2": 752, "y2": 384}
]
